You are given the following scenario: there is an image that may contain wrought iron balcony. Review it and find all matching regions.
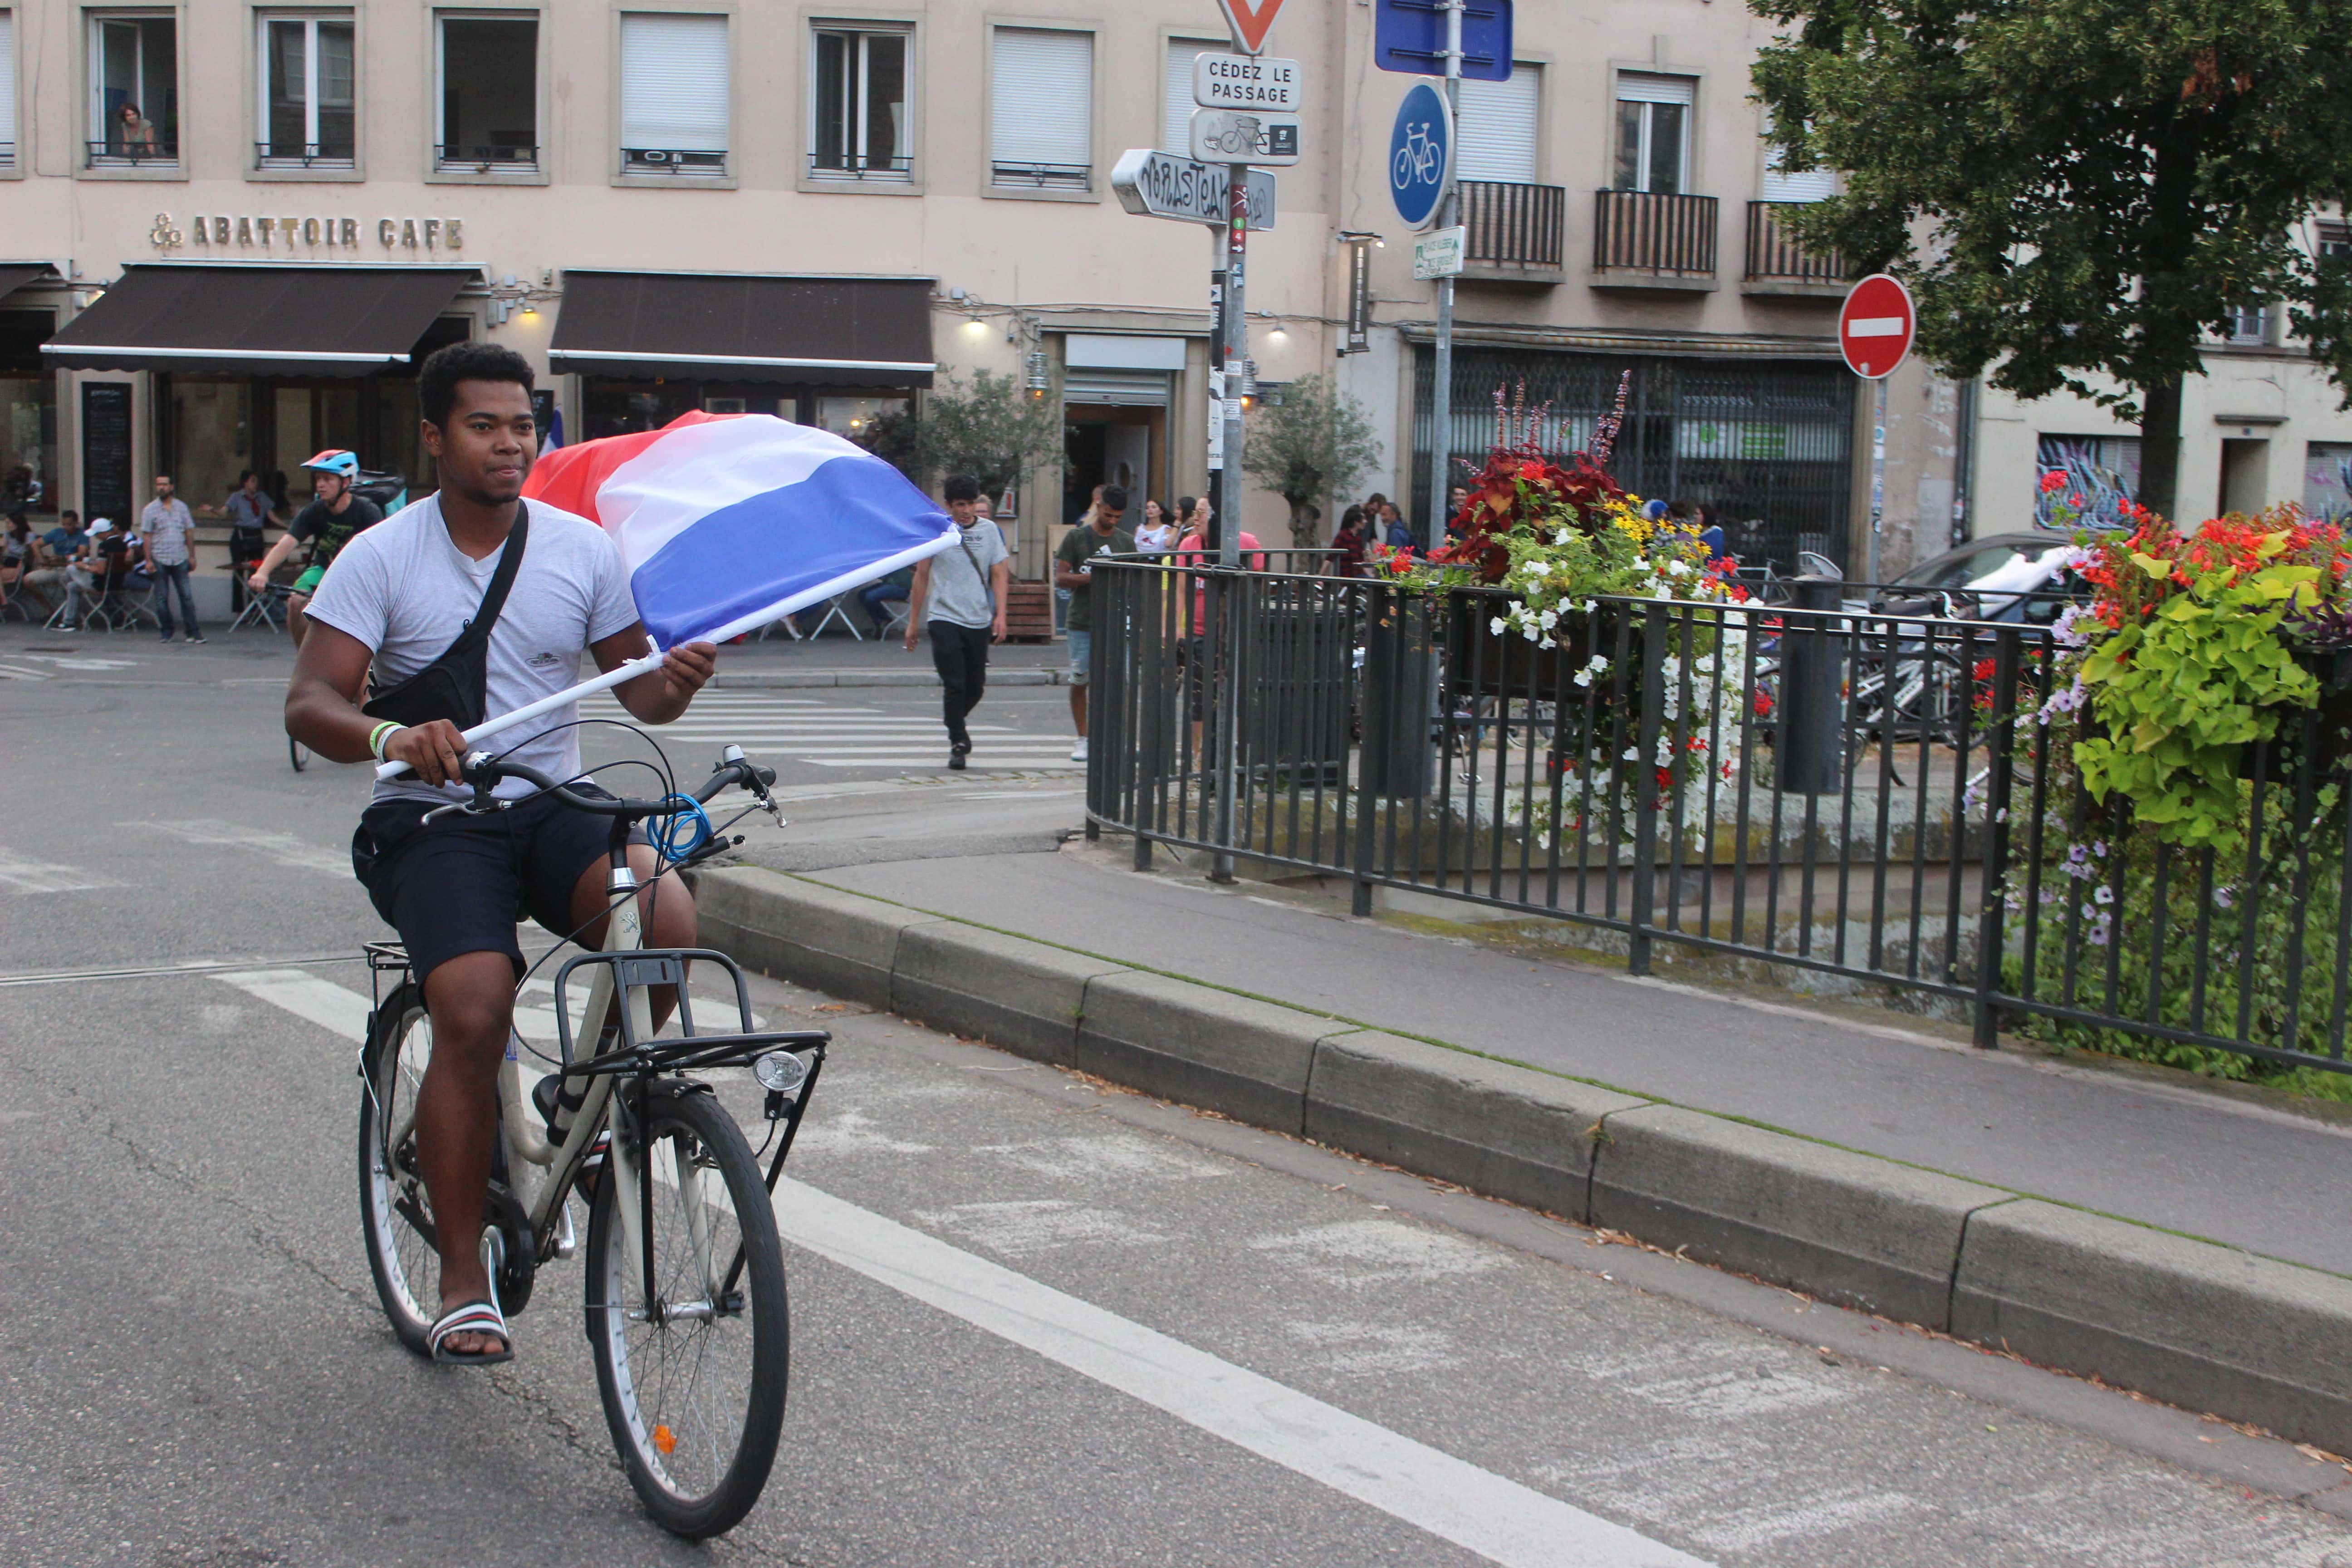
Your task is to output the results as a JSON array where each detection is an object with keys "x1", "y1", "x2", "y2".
[
  {"x1": 255, "y1": 139, "x2": 357, "y2": 170},
  {"x1": 434, "y1": 142, "x2": 539, "y2": 173},
  {"x1": 86, "y1": 139, "x2": 179, "y2": 167},
  {"x1": 808, "y1": 151, "x2": 914, "y2": 181},
  {"x1": 622, "y1": 147, "x2": 729, "y2": 176},
  {"x1": 1744, "y1": 202, "x2": 1851, "y2": 296},
  {"x1": 990, "y1": 160, "x2": 1091, "y2": 192},
  {"x1": 1591, "y1": 189, "x2": 1718, "y2": 289},
  {"x1": 1458, "y1": 181, "x2": 1565, "y2": 278}
]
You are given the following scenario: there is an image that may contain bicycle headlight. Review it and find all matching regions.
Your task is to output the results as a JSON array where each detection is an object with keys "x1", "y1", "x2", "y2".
[{"x1": 752, "y1": 1050, "x2": 808, "y2": 1095}]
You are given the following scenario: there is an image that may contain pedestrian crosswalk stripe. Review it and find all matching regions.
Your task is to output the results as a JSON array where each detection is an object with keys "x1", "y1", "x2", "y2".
[
  {"x1": 0, "y1": 849, "x2": 119, "y2": 895},
  {"x1": 576, "y1": 690, "x2": 1079, "y2": 770}
]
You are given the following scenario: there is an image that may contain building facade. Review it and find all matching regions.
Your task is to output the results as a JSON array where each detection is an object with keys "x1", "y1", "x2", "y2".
[{"x1": 0, "y1": 0, "x2": 2346, "y2": 609}]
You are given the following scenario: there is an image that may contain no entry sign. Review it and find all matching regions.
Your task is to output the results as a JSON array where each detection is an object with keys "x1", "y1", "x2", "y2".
[{"x1": 1840, "y1": 273, "x2": 1915, "y2": 379}]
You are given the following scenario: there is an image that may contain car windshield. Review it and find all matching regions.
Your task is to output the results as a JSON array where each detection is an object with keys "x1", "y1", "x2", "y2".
[{"x1": 1896, "y1": 545, "x2": 2027, "y2": 591}]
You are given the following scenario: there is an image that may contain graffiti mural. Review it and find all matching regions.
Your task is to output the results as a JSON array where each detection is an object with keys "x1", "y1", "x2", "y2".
[
  {"x1": 2034, "y1": 435, "x2": 2141, "y2": 529},
  {"x1": 2306, "y1": 442, "x2": 2352, "y2": 523}
]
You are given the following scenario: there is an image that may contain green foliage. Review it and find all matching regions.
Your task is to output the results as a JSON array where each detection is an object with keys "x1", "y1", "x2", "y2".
[
  {"x1": 903, "y1": 369, "x2": 1065, "y2": 497},
  {"x1": 1241, "y1": 374, "x2": 1385, "y2": 548},
  {"x1": 1750, "y1": 1, "x2": 2352, "y2": 512}
]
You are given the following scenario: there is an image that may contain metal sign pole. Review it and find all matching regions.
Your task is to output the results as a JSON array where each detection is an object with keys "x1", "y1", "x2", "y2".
[
  {"x1": 1210, "y1": 162, "x2": 1251, "y2": 882},
  {"x1": 1424, "y1": 0, "x2": 1464, "y2": 551}
]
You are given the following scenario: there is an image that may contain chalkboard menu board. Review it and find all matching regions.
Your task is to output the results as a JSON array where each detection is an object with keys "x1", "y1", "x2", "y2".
[{"x1": 81, "y1": 382, "x2": 133, "y2": 524}]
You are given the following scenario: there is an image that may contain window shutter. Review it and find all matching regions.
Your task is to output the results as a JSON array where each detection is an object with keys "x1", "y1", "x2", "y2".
[
  {"x1": 620, "y1": 14, "x2": 729, "y2": 153},
  {"x1": 1760, "y1": 142, "x2": 1834, "y2": 202},
  {"x1": 0, "y1": 13, "x2": 15, "y2": 157},
  {"x1": 1163, "y1": 39, "x2": 1226, "y2": 154},
  {"x1": 991, "y1": 28, "x2": 1092, "y2": 169},
  {"x1": 1616, "y1": 71, "x2": 1694, "y2": 107},
  {"x1": 1455, "y1": 65, "x2": 1539, "y2": 183}
]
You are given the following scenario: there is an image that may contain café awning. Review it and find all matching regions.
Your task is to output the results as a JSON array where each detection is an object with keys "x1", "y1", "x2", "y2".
[
  {"x1": 0, "y1": 264, "x2": 61, "y2": 303},
  {"x1": 43, "y1": 264, "x2": 477, "y2": 377},
  {"x1": 548, "y1": 271, "x2": 936, "y2": 388}
]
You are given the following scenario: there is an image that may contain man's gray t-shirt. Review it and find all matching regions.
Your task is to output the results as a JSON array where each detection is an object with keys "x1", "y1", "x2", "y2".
[
  {"x1": 924, "y1": 521, "x2": 1008, "y2": 630},
  {"x1": 306, "y1": 495, "x2": 640, "y2": 804},
  {"x1": 141, "y1": 498, "x2": 195, "y2": 565}
]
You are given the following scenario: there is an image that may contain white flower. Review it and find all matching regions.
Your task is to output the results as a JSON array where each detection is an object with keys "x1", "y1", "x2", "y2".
[
  {"x1": 1623, "y1": 747, "x2": 1641, "y2": 762},
  {"x1": 1538, "y1": 608, "x2": 1559, "y2": 630},
  {"x1": 1490, "y1": 616, "x2": 1508, "y2": 636},
  {"x1": 1666, "y1": 558, "x2": 1690, "y2": 578},
  {"x1": 1573, "y1": 667, "x2": 1595, "y2": 688}
]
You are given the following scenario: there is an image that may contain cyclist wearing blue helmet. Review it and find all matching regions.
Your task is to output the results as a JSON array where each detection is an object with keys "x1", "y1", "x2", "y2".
[{"x1": 246, "y1": 447, "x2": 385, "y2": 647}]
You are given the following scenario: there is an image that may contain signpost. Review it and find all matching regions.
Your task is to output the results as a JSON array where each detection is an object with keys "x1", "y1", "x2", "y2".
[
  {"x1": 1194, "y1": 52, "x2": 1301, "y2": 110},
  {"x1": 1840, "y1": 272, "x2": 1916, "y2": 582},
  {"x1": 1412, "y1": 225, "x2": 1465, "y2": 279},
  {"x1": 1374, "y1": 0, "x2": 1513, "y2": 82},
  {"x1": 1386, "y1": 81, "x2": 1452, "y2": 230},
  {"x1": 1110, "y1": 151, "x2": 1278, "y2": 229},
  {"x1": 1189, "y1": 109, "x2": 1302, "y2": 166},
  {"x1": 1215, "y1": 0, "x2": 1286, "y2": 54}
]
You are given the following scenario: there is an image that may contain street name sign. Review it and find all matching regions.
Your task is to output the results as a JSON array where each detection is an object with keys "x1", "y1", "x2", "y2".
[
  {"x1": 1839, "y1": 272, "x2": 1916, "y2": 379},
  {"x1": 1111, "y1": 150, "x2": 1278, "y2": 230},
  {"x1": 1216, "y1": 0, "x2": 1286, "y2": 55},
  {"x1": 1387, "y1": 81, "x2": 1452, "y2": 229},
  {"x1": 1374, "y1": 0, "x2": 1514, "y2": 83},
  {"x1": 1194, "y1": 53, "x2": 1302, "y2": 112},
  {"x1": 1190, "y1": 109, "x2": 1301, "y2": 166},
  {"x1": 1413, "y1": 225, "x2": 1466, "y2": 279}
]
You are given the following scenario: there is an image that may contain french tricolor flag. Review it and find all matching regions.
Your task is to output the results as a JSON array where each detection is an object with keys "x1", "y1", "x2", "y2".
[
  {"x1": 524, "y1": 409, "x2": 957, "y2": 649},
  {"x1": 379, "y1": 410, "x2": 956, "y2": 776}
]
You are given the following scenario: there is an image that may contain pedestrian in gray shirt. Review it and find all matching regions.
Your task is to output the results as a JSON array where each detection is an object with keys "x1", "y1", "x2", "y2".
[
  {"x1": 140, "y1": 473, "x2": 204, "y2": 643},
  {"x1": 903, "y1": 474, "x2": 1009, "y2": 769}
]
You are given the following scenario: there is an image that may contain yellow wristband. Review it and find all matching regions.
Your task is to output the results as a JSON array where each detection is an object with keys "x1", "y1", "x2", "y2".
[{"x1": 368, "y1": 721, "x2": 402, "y2": 760}]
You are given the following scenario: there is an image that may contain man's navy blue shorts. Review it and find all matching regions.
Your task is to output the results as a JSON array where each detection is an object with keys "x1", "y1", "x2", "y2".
[{"x1": 355, "y1": 790, "x2": 647, "y2": 985}]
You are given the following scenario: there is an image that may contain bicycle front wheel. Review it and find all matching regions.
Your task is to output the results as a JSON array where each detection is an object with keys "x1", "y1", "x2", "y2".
[
  {"x1": 587, "y1": 1084, "x2": 789, "y2": 1539},
  {"x1": 358, "y1": 983, "x2": 439, "y2": 1356}
]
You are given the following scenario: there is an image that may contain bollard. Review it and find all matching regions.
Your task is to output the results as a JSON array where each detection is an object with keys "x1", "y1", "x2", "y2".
[{"x1": 1778, "y1": 576, "x2": 1847, "y2": 795}]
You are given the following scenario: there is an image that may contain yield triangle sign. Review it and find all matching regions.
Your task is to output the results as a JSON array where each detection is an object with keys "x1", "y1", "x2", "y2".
[{"x1": 1218, "y1": 0, "x2": 1285, "y2": 54}]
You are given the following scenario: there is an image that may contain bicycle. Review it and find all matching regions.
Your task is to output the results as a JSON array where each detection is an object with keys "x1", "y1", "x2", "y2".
[
  {"x1": 1393, "y1": 122, "x2": 1441, "y2": 186},
  {"x1": 357, "y1": 741, "x2": 830, "y2": 1538}
]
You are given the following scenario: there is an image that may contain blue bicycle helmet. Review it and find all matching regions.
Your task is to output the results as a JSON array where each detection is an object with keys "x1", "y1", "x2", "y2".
[{"x1": 302, "y1": 449, "x2": 361, "y2": 479}]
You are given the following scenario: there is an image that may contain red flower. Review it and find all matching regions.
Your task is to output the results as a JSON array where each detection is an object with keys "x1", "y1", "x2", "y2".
[
  {"x1": 1972, "y1": 657, "x2": 1996, "y2": 681},
  {"x1": 2039, "y1": 470, "x2": 2067, "y2": 494},
  {"x1": 1752, "y1": 689, "x2": 1774, "y2": 717}
]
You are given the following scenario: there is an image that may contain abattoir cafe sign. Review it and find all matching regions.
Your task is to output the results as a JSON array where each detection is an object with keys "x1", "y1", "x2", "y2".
[{"x1": 151, "y1": 212, "x2": 468, "y2": 253}]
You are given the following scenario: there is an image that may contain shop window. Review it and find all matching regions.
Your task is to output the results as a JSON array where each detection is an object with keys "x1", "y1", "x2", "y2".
[
  {"x1": 88, "y1": 13, "x2": 178, "y2": 166},
  {"x1": 436, "y1": 13, "x2": 537, "y2": 172},
  {"x1": 1613, "y1": 73, "x2": 1692, "y2": 194},
  {"x1": 1161, "y1": 39, "x2": 1224, "y2": 155},
  {"x1": 1, "y1": 10, "x2": 18, "y2": 168},
  {"x1": 167, "y1": 381, "x2": 255, "y2": 519},
  {"x1": 811, "y1": 23, "x2": 909, "y2": 180},
  {"x1": 2035, "y1": 434, "x2": 2141, "y2": 530},
  {"x1": 816, "y1": 394, "x2": 908, "y2": 441},
  {"x1": 259, "y1": 14, "x2": 356, "y2": 168},
  {"x1": 621, "y1": 12, "x2": 728, "y2": 176},
  {"x1": 990, "y1": 27, "x2": 1091, "y2": 191},
  {"x1": 0, "y1": 310, "x2": 54, "y2": 512},
  {"x1": 1456, "y1": 64, "x2": 1540, "y2": 185}
]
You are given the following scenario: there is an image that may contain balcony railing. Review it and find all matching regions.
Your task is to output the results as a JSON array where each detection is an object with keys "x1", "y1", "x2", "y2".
[
  {"x1": 0, "y1": 141, "x2": 14, "y2": 168},
  {"x1": 622, "y1": 147, "x2": 729, "y2": 176},
  {"x1": 1459, "y1": 180, "x2": 1566, "y2": 273},
  {"x1": 1744, "y1": 201, "x2": 1849, "y2": 287},
  {"x1": 434, "y1": 142, "x2": 539, "y2": 172},
  {"x1": 1592, "y1": 189, "x2": 1718, "y2": 284},
  {"x1": 86, "y1": 139, "x2": 179, "y2": 167},
  {"x1": 255, "y1": 139, "x2": 357, "y2": 170},
  {"x1": 990, "y1": 160, "x2": 1091, "y2": 192},
  {"x1": 808, "y1": 151, "x2": 914, "y2": 181}
]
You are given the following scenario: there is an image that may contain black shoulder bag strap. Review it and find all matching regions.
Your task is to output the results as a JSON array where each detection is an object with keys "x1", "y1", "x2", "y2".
[{"x1": 362, "y1": 502, "x2": 530, "y2": 731}]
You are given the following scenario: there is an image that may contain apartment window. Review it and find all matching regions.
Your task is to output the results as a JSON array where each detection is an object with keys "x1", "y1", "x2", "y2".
[
  {"x1": 0, "y1": 10, "x2": 17, "y2": 168},
  {"x1": 1613, "y1": 73, "x2": 1692, "y2": 194},
  {"x1": 88, "y1": 13, "x2": 178, "y2": 165},
  {"x1": 990, "y1": 27, "x2": 1091, "y2": 191},
  {"x1": 620, "y1": 13, "x2": 728, "y2": 175},
  {"x1": 1162, "y1": 38, "x2": 1225, "y2": 155},
  {"x1": 436, "y1": 13, "x2": 537, "y2": 171},
  {"x1": 1456, "y1": 64, "x2": 1539, "y2": 184},
  {"x1": 258, "y1": 14, "x2": 355, "y2": 167},
  {"x1": 1760, "y1": 141, "x2": 1833, "y2": 203},
  {"x1": 2224, "y1": 304, "x2": 2271, "y2": 345},
  {"x1": 811, "y1": 23, "x2": 907, "y2": 179},
  {"x1": 2323, "y1": 224, "x2": 2352, "y2": 264}
]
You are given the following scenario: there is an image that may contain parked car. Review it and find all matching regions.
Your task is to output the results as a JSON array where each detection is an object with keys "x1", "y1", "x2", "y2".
[{"x1": 1872, "y1": 531, "x2": 2087, "y2": 623}]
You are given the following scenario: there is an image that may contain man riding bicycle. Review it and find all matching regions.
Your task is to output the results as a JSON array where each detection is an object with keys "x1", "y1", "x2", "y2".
[
  {"x1": 284, "y1": 341, "x2": 718, "y2": 1364},
  {"x1": 247, "y1": 448, "x2": 385, "y2": 647}
]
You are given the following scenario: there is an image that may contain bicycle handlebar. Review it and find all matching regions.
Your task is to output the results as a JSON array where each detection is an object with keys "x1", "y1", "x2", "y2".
[{"x1": 442, "y1": 749, "x2": 776, "y2": 821}]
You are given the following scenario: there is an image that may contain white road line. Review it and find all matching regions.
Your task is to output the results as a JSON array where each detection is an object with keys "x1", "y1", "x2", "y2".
[
  {"x1": 0, "y1": 662, "x2": 50, "y2": 681},
  {"x1": 221, "y1": 969, "x2": 1710, "y2": 1568},
  {"x1": 0, "y1": 848, "x2": 119, "y2": 894},
  {"x1": 141, "y1": 819, "x2": 348, "y2": 875}
]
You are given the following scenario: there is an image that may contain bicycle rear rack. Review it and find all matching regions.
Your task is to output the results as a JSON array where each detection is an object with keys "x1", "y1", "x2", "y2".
[{"x1": 550, "y1": 946, "x2": 830, "y2": 1077}]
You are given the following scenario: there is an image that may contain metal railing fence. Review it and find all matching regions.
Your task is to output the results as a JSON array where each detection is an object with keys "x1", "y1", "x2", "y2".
[
  {"x1": 1592, "y1": 190, "x2": 1718, "y2": 279},
  {"x1": 1087, "y1": 559, "x2": 2352, "y2": 1078},
  {"x1": 1460, "y1": 180, "x2": 1567, "y2": 271},
  {"x1": 1744, "y1": 201, "x2": 1849, "y2": 284}
]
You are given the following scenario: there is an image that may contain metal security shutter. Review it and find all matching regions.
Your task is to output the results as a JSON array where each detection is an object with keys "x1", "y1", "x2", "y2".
[
  {"x1": 992, "y1": 28, "x2": 1092, "y2": 168},
  {"x1": 620, "y1": 13, "x2": 729, "y2": 154},
  {"x1": 0, "y1": 13, "x2": 15, "y2": 162},
  {"x1": 1616, "y1": 71, "x2": 1694, "y2": 107},
  {"x1": 1760, "y1": 144, "x2": 1835, "y2": 202},
  {"x1": 1455, "y1": 65, "x2": 1539, "y2": 184},
  {"x1": 1163, "y1": 38, "x2": 1226, "y2": 153},
  {"x1": 1063, "y1": 368, "x2": 1170, "y2": 407}
]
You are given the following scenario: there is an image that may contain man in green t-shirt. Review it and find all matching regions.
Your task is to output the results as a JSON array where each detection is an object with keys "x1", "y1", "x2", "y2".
[{"x1": 1053, "y1": 484, "x2": 1132, "y2": 762}]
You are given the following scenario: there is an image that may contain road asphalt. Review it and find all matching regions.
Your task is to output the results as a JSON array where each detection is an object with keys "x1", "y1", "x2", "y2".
[{"x1": 8, "y1": 626, "x2": 2352, "y2": 1564}]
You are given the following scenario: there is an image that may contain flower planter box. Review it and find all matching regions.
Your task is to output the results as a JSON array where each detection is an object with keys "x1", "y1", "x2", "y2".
[
  {"x1": 2243, "y1": 647, "x2": 2352, "y2": 782},
  {"x1": 1443, "y1": 598, "x2": 1593, "y2": 704}
]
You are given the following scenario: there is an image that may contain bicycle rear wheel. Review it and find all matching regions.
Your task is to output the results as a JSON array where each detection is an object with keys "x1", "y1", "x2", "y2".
[
  {"x1": 358, "y1": 983, "x2": 439, "y2": 1356},
  {"x1": 587, "y1": 1084, "x2": 789, "y2": 1539}
]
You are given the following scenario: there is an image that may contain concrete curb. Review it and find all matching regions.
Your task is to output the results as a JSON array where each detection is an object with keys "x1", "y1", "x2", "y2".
[
  {"x1": 711, "y1": 667, "x2": 1066, "y2": 690},
  {"x1": 689, "y1": 864, "x2": 2352, "y2": 1456}
]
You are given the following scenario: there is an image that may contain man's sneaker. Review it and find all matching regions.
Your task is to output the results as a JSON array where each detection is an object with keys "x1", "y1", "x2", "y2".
[
  {"x1": 56, "y1": 622, "x2": 76, "y2": 632},
  {"x1": 947, "y1": 751, "x2": 967, "y2": 771},
  {"x1": 1070, "y1": 739, "x2": 1089, "y2": 761},
  {"x1": 159, "y1": 634, "x2": 174, "y2": 643},
  {"x1": 186, "y1": 634, "x2": 206, "y2": 644}
]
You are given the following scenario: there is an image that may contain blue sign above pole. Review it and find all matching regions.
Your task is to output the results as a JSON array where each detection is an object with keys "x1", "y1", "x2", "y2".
[
  {"x1": 1374, "y1": 0, "x2": 1513, "y2": 83},
  {"x1": 1387, "y1": 81, "x2": 1452, "y2": 229}
]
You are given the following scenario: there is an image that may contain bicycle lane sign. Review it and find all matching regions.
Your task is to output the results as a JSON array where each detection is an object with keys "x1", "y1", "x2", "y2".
[{"x1": 1389, "y1": 80, "x2": 1451, "y2": 229}]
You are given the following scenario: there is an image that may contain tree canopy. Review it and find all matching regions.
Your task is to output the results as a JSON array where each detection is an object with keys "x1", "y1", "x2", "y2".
[
  {"x1": 1241, "y1": 373, "x2": 1386, "y2": 547},
  {"x1": 858, "y1": 368, "x2": 1064, "y2": 499},
  {"x1": 1752, "y1": 0, "x2": 2352, "y2": 519}
]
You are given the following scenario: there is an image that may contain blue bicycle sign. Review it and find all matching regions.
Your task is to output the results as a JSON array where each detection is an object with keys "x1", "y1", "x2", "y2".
[{"x1": 1387, "y1": 81, "x2": 1450, "y2": 228}]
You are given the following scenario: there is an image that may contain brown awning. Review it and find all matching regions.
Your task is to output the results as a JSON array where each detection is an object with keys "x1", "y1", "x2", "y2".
[
  {"x1": 43, "y1": 264, "x2": 476, "y2": 376},
  {"x1": 549, "y1": 271, "x2": 936, "y2": 388},
  {"x1": 0, "y1": 264, "x2": 60, "y2": 302}
]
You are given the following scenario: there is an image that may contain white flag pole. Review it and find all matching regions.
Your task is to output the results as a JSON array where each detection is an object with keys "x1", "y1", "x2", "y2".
[{"x1": 375, "y1": 524, "x2": 962, "y2": 781}]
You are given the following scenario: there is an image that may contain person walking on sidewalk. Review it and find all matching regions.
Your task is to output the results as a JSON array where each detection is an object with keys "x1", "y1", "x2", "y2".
[
  {"x1": 1054, "y1": 484, "x2": 1133, "y2": 762},
  {"x1": 904, "y1": 474, "x2": 1009, "y2": 770},
  {"x1": 141, "y1": 474, "x2": 204, "y2": 642}
]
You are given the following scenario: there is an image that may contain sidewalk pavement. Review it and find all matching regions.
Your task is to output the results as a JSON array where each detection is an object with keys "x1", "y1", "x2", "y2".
[{"x1": 692, "y1": 821, "x2": 2352, "y2": 1454}]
